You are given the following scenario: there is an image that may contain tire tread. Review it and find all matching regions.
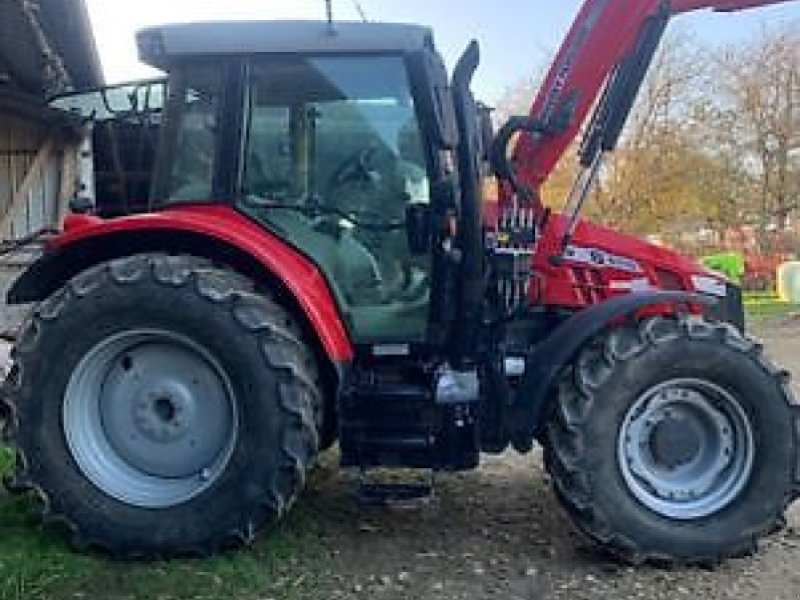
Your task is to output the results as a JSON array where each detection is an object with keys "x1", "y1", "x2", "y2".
[
  {"x1": 2, "y1": 253, "x2": 320, "y2": 558},
  {"x1": 544, "y1": 314, "x2": 799, "y2": 565}
]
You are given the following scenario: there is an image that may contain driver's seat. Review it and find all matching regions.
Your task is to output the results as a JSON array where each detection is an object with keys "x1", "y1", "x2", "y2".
[{"x1": 262, "y1": 207, "x2": 429, "y2": 343}]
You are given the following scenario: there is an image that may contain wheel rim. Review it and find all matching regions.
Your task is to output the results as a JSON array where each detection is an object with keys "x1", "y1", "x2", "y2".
[
  {"x1": 617, "y1": 378, "x2": 754, "y2": 520},
  {"x1": 64, "y1": 330, "x2": 238, "y2": 509}
]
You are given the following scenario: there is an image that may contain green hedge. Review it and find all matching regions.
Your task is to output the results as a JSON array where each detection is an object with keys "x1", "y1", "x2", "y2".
[{"x1": 701, "y1": 252, "x2": 745, "y2": 283}]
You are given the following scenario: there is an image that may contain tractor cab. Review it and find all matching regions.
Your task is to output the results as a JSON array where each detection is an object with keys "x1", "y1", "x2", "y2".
[{"x1": 138, "y1": 21, "x2": 469, "y2": 346}]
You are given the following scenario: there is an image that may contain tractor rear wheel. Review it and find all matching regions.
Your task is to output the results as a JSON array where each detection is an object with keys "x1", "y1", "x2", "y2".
[
  {"x1": 545, "y1": 315, "x2": 800, "y2": 565},
  {"x1": 3, "y1": 254, "x2": 320, "y2": 557}
]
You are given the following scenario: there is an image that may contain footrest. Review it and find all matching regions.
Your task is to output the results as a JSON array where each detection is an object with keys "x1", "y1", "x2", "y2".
[
  {"x1": 358, "y1": 482, "x2": 433, "y2": 505},
  {"x1": 356, "y1": 470, "x2": 435, "y2": 506}
]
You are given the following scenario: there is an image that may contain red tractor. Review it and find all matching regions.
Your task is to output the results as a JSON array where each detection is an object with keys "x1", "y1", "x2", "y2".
[{"x1": 3, "y1": 0, "x2": 799, "y2": 563}]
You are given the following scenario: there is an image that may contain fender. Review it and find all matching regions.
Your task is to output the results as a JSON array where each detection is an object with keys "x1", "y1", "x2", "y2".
[
  {"x1": 8, "y1": 204, "x2": 354, "y2": 362},
  {"x1": 508, "y1": 291, "x2": 714, "y2": 450},
  {"x1": 795, "y1": 405, "x2": 800, "y2": 487}
]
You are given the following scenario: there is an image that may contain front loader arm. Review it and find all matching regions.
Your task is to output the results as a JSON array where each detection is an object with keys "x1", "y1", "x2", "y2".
[
  {"x1": 510, "y1": 0, "x2": 795, "y2": 199},
  {"x1": 672, "y1": 0, "x2": 790, "y2": 11}
]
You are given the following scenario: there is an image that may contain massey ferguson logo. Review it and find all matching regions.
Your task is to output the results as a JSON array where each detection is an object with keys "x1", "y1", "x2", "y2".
[{"x1": 565, "y1": 245, "x2": 643, "y2": 274}]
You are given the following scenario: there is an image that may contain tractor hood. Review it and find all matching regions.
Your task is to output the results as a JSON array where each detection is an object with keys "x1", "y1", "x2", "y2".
[{"x1": 530, "y1": 213, "x2": 736, "y2": 322}]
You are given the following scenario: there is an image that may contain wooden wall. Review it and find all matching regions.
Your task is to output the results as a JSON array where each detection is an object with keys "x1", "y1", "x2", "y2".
[{"x1": 0, "y1": 114, "x2": 76, "y2": 241}]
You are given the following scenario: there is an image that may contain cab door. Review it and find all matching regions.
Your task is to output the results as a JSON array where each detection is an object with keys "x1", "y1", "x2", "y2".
[{"x1": 237, "y1": 54, "x2": 435, "y2": 344}]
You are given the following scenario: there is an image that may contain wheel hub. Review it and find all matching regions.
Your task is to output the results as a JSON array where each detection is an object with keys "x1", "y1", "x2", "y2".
[
  {"x1": 618, "y1": 379, "x2": 753, "y2": 519},
  {"x1": 648, "y1": 410, "x2": 702, "y2": 470},
  {"x1": 133, "y1": 387, "x2": 191, "y2": 443},
  {"x1": 64, "y1": 330, "x2": 238, "y2": 508}
]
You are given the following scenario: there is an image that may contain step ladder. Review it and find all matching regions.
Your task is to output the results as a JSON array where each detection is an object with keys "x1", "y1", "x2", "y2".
[{"x1": 356, "y1": 468, "x2": 436, "y2": 506}]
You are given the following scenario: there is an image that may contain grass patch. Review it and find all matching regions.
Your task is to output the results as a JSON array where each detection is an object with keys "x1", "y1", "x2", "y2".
[
  {"x1": 0, "y1": 448, "x2": 332, "y2": 600},
  {"x1": 743, "y1": 292, "x2": 798, "y2": 323},
  {"x1": 0, "y1": 446, "x2": 13, "y2": 477}
]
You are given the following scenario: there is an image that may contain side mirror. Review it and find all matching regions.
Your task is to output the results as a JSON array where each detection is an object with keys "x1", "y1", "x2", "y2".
[{"x1": 405, "y1": 203, "x2": 431, "y2": 255}]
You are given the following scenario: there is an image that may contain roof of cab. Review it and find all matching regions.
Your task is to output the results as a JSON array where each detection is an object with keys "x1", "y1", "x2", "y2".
[{"x1": 137, "y1": 21, "x2": 434, "y2": 68}]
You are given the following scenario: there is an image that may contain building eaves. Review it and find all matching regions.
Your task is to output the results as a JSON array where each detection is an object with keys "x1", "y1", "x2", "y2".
[{"x1": 0, "y1": 0, "x2": 103, "y2": 99}]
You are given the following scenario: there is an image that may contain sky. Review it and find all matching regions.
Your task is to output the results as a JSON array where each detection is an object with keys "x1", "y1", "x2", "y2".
[{"x1": 85, "y1": 0, "x2": 800, "y2": 103}]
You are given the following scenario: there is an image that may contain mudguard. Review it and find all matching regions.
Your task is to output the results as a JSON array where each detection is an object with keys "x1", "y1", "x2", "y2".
[
  {"x1": 795, "y1": 405, "x2": 800, "y2": 489},
  {"x1": 7, "y1": 205, "x2": 354, "y2": 362},
  {"x1": 509, "y1": 291, "x2": 713, "y2": 450}
]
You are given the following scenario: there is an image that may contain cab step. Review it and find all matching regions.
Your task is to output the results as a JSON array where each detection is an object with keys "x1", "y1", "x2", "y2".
[{"x1": 356, "y1": 469, "x2": 435, "y2": 505}]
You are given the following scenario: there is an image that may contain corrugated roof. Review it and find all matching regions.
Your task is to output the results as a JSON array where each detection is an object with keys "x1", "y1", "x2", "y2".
[
  {"x1": 0, "y1": 0, "x2": 102, "y2": 98},
  {"x1": 38, "y1": 0, "x2": 103, "y2": 89}
]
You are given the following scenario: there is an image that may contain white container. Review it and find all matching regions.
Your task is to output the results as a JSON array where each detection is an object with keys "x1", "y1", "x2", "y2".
[{"x1": 777, "y1": 261, "x2": 800, "y2": 304}]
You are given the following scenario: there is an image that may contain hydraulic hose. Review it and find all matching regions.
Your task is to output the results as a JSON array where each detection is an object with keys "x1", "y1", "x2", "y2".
[{"x1": 489, "y1": 117, "x2": 550, "y2": 204}]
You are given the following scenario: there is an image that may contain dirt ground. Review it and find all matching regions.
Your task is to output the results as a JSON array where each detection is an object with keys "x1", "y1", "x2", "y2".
[{"x1": 287, "y1": 317, "x2": 800, "y2": 600}]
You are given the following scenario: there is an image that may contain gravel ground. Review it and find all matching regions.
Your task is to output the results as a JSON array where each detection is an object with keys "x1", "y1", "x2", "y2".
[
  {"x1": 284, "y1": 317, "x2": 800, "y2": 600},
  {"x1": 286, "y1": 450, "x2": 799, "y2": 600}
]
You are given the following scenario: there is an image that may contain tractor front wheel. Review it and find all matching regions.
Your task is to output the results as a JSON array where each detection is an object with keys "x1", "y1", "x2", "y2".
[
  {"x1": 3, "y1": 254, "x2": 320, "y2": 557},
  {"x1": 545, "y1": 315, "x2": 800, "y2": 565}
]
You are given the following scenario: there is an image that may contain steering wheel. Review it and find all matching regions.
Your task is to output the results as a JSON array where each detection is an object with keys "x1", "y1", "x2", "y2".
[
  {"x1": 325, "y1": 146, "x2": 404, "y2": 227},
  {"x1": 326, "y1": 147, "x2": 383, "y2": 195}
]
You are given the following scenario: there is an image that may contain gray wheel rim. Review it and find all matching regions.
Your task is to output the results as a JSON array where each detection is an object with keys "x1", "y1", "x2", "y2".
[
  {"x1": 617, "y1": 378, "x2": 754, "y2": 520},
  {"x1": 64, "y1": 330, "x2": 238, "y2": 509}
]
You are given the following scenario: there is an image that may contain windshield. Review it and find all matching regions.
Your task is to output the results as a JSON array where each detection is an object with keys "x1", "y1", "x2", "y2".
[{"x1": 241, "y1": 55, "x2": 429, "y2": 217}]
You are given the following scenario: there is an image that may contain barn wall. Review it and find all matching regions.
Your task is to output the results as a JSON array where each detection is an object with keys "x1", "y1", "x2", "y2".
[
  {"x1": 0, "y1": 114, "x2": 67, "y2": 239},
  {"x1": 0, "y1": 0, "x2": 101, "y2": 334},
  {"x1": 0, "y1": 114, "x2": 75, "y2": 332}
]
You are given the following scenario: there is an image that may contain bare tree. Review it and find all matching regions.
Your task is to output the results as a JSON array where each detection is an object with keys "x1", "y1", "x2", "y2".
[
  {"x1": 716, "y1": 25, "x2": 800, "y2": 242},
  {"x1": 592, "y1": 29, "x2": 710, "y2": 236},
  {"x1": 494, "y1": 29, "x2": 708, "y2": 229},
  {"x1": 492, "y1": 24, "x2": 800, "y2": 253}
]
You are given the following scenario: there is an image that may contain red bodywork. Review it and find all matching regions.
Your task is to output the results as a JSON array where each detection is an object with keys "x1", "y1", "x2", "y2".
[
  {"x1": 36, "y1": 0, "x2": 792, "y2": 362},
  {"x1": 484, "y1": 200, "x2": 715, "y2": 309},
  {"x1": 497, "y1": 0, "x2": 792, "y2": 309},
  {"x1": 532, "y1": 215, "x2": 711, "y2": 308},
  {"x1": 55, "y1": 206, "x2": 355, "y2": 362}
]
